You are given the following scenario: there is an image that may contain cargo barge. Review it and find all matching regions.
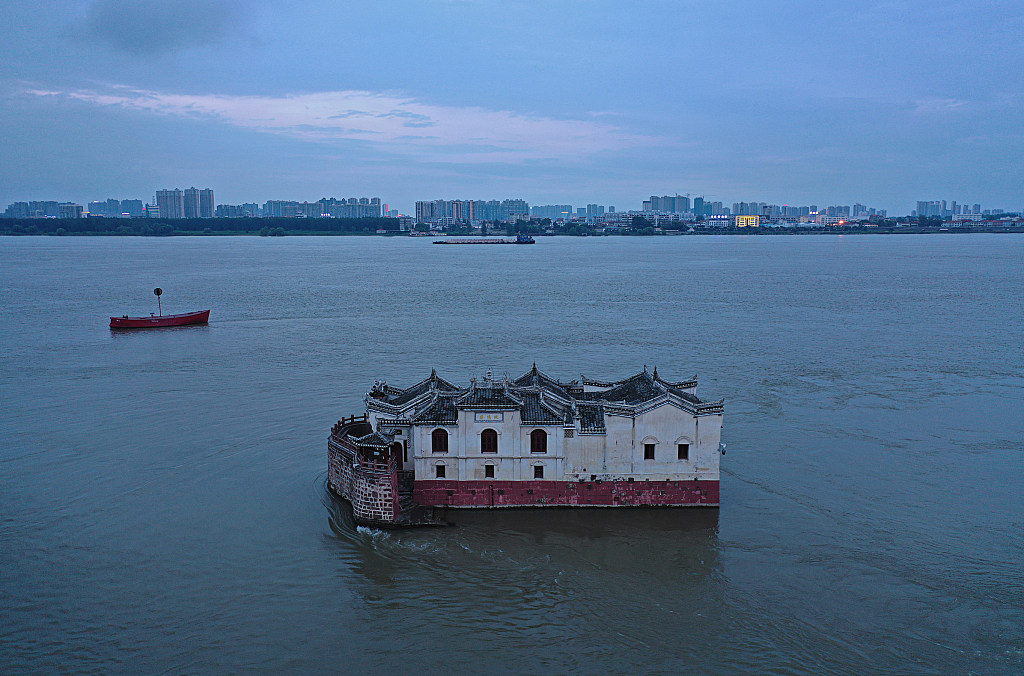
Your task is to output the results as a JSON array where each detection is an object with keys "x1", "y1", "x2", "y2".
[
  {"x1": 327, "y1": 365, "x2": 724, "y2": 527},
  {"x1": 433, "y1": 234, "x2": 535, "y2": 244}
]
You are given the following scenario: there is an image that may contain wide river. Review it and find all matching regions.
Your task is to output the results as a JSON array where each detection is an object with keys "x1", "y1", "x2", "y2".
[{"x1": 2, "y1": 234, "x2": 1022, "y2": 674}]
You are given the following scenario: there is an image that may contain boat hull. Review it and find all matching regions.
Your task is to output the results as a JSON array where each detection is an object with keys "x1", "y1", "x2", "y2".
[{"x1": 109, "y1": 309, "x2": 210, "y2": 329}]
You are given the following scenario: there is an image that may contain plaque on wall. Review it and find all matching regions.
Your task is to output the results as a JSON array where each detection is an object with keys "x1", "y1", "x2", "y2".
[{"x1": 474, "y1": 412, "x2": 504, "y2": 422}]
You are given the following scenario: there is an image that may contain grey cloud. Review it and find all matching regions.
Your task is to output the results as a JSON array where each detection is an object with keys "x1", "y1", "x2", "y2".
[
  {"x1": 374, "y1": 110, "x2": 437, "y2": 128},
  {"x1": 84, "y1": 0, "x2": 252, "y2": 55},
  {"x1": 327, "y1": 110, "x2": 373, "y2": 119},
  {"x1": 377, "y1": 110, "x2": 432, "y2": 122}
]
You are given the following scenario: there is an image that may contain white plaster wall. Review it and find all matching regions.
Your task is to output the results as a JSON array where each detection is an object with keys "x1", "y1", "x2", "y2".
[
  {"x1": 413, "y1": 424, "x2": 458, "y2": 479},
  {"x1": 561, "y1": 404, "x2": 721, "y2": 481},
  {"x1": 570, "y1": 432, "x2": 609, "y2": 476},
  {"x1": 412, "y1": 416, "x2": 564, "y2": 481},
  {"x1": 693, "y1": 413, "x2": 723, "y2": 478},
  {"x1": 405, "y1": 405, "x2": 720, "y2": 483}
]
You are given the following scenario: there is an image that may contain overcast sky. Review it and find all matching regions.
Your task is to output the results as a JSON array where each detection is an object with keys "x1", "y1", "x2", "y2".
[{"x1": 1, "y1": 0, "x2": 1021, "y2": 213}]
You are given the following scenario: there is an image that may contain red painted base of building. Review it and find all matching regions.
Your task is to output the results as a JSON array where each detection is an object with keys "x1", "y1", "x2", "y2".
[{"x1": 414, "y1": 479, "x2": 719, "y2": 508}]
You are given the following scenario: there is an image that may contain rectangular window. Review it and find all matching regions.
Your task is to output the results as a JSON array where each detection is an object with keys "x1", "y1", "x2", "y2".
[
  {"x1": 533, "y1": 465, "x2": 544, "y2": 479},
  {"x1": 678, "y1": 443, "x2": 689, "y2": 460},
  {"x1": 485, "y1": 464, "x2": 495, "y2": 478},
  {"x1": 435, "y1": 465, "x2": 446, "y2": 479},
  {"x1": 644, "y1": 443, "x2": 656, "y2": 460}
]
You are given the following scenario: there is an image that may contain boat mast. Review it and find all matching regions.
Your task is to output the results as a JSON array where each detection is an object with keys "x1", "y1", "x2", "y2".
[{"x1": 154, "y1": 287, "x2": 162, "y2": 316}]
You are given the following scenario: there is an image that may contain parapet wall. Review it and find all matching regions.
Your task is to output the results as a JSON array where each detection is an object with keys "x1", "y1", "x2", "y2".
[{"x1": 328, "y1": 417, "x2": 399, "y2": 526}]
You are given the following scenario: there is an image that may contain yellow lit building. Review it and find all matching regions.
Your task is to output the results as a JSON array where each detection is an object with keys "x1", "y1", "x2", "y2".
[{"x1": 735, "y1": 215, "x2": 760, "y2": 227}]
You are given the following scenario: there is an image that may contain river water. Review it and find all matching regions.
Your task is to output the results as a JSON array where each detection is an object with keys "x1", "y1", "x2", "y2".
[{"x1": 1, "y1": 234, "x2": 1022, "y2": 674}]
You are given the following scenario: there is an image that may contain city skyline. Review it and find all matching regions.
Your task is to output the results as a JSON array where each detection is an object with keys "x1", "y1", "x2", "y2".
[
  {"x1": 2, "y1": 1, "x2": 1022, "y2": 214},
  {"x1": 3, "y1": 185, "x2": 1017, "y2": 220}
]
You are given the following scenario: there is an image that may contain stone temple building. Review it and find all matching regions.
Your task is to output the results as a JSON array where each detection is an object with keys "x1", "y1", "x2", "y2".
[{"x1": 327, "y1": 365, "x2": 724, "y2": 526}]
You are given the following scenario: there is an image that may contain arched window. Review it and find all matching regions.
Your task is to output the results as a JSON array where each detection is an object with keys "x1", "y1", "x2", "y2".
[
  {"x1": 431, "y1": 428, "x2": 448, "y2": 454},
  {"x1": 530, "y1": 429, "x2": 547, "y2": 454},
  {"x1": 481, "y1": 428, "x2": 498, "y2": 454}
]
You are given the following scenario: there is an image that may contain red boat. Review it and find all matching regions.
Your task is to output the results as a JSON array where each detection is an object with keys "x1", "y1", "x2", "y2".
[
  {"x1": 109, "y1": 309, "x2": 210, "y2": 329},
  {"x1": 110, "y1": 287, "x2": 210, "y2": 329}
]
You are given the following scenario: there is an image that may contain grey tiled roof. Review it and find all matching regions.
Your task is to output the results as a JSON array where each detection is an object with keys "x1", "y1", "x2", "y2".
[
  {"x1": 456, "y1": 385, "x2": 522, "y2": 409},
  {"x1": 353, "y1": 431, "x2": 393, "y2": 448},
  {"x1": 664, "y1": 385, "x2": 702, "y2": 405},
  {"x1": 368, "y1": 366, "x2": 717, "y2": 436},
  {"x1": 520, "y1": 392, "x2": 565, "y2": 424},
  {"x1": 389, "y1": 370, "x2": 459, "y2": 406},
  {"x1": 591, "y1": 372, "x2": 663, "y2": 404},
  {"x1": 576, "y1": 403, "x2": 606, "y2": 433},
  {"x1": 412, "y1": 394, "x2": 459, "y2": 424},
  {"x1": 513, "y1": 364, "x2": 575, "y2": 399}
]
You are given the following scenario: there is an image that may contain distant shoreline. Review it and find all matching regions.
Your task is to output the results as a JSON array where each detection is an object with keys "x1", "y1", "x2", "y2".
[
  {"x1": 2, "y1": 227, "x2": 1023, "y2": 237},
  {"x1": 1, "y1": 216, "x2": 1021, "y2": 238}
]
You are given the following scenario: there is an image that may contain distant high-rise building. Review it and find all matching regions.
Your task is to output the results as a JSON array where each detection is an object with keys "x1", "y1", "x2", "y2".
[
  {"x1": 199, "y1": 188, "x2": 215, "y2": 218},
  {"x1": 3, "y1": 202, "x2": 30, "y2": 218},
  {"x1": 692, "y1": 196, "x2": 704, "y2": 216},
  {"x1": 156, "y1": 189, "x2": 185, "y2": 219},
  {"x1": 501, "y1": 199, "x2": 529, "y2": 221},
  {"x1": 6, "y1": 201, "x2": 64, "y2": 218},
  {"x1": 643, "y1": 195, "x2": 690, "y2": 213},
  {"x1": 121, "y1": 200, "x2": 144, "y2": 217},
  {"x1": 916, "y1": 200, "x2": 947, "y2": 218},
  {"x1": 58, "y1": 203, "x2": 83, "y2": 219},
  {"x1": 531, "y1": 205, "x2": 573, "y2": 220},
  {"x1": 87, "y1": 199, "x2": 122, "y2": 216},
  {"x1": 216, "y1": 203, "x2": 261, "y2": 218},
  {"x1": 183, "y1": 187, "x2": 200, "y2": 218},
  {"x1": 180, "y1": 187, "x2": 215, "y2": 218}
]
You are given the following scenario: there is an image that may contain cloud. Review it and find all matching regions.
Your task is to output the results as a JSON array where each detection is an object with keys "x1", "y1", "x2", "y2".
[
  {"x1": 911, "y1": 98, "x2": 970, "y2": 115},
  {"x1": 28, "y1": 86, "x2": 650, "y2": 162},
  {"x1": 84, "y1": 0, "x2": 253, "y2": 55}
]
